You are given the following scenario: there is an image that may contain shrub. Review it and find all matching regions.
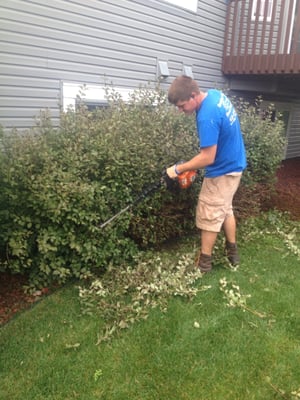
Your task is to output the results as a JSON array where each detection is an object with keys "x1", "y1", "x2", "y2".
[
  {"x1": 0, "y1": 87, "x2": 286, "y2": 289},
  {"x1": 233, "y1": 97, "x2": 286, "y2": 219},
  {"x1": 236, "y1": 97, "x2": 286, "y2": 185},
  {"x1": 0, "y1": 85, "x2": 199, "y2": 289}
]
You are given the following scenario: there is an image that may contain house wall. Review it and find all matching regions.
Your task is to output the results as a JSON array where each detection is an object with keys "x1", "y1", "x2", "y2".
[
  {"x1": 286, "y1": 106, "x2": 300, "y2": 159},
  {"x1": 0, "y1": 0, "x2": 227, "y2": 129},
  {"x1": 1, "y1": 0, "x2": 299, "y2": 159}
]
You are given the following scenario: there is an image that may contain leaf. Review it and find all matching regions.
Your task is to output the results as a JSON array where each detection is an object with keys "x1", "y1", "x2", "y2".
[{"x1": 65, "y1": 343, "x2": 81, "y2": 349}]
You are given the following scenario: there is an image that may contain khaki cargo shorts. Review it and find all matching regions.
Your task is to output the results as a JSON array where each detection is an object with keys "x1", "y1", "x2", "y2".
[{"x1": 196, "y1": 173, "x2": 242, "y2": 233}]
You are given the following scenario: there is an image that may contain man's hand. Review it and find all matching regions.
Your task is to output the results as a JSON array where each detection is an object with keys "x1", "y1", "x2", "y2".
[{"x1": 166, "y1": 164, "x2": 179, "y2": 179}]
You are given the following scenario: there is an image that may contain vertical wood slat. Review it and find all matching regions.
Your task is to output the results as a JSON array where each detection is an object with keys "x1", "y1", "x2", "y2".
[
  {"x1": 265, "y1": 0, "x2": 278, "y2": 72},
  {"x1": 223, "y1": 0, "x2": 232, "y2": 59},
  {"x1": 289, "y1": 1, "x2": 300, "y2": 70},
  {"x1": 281, "y1": 0, "x2": 295, "y2": 72},
  {"x1": 273, "y1": 0, "x2": 285, "y2": 72},
  {"x1": 250, "y1": 0, "x2": 262, "y2": 72},
  {"x1": 258, "y1": 0, "x2": 271, "y2": 72},
  {"x1": 229, "y1": 0, "x2": 240, "y2": 71},
  {"x1": 237, "y1": 0, "x2": 246, "y2": 71},
  {"x1": 284, "y1": 0, "x2": 295, "y2": 53},
  {"x1": 242, "y1": 0, "x2": 253, "y2": 73},
  {"x1": 291, "y1": 0, "x2": 300, "y2": 53}
]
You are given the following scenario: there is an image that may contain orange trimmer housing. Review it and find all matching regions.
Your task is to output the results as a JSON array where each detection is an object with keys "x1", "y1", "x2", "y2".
[{"x1": 177, "y1": 170, "x2": 198, "y2": 189}]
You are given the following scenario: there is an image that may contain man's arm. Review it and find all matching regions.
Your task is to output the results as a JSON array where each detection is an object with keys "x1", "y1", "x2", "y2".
[{"x1": 167, "y1": 145, "x2": 217, "y2": 178}]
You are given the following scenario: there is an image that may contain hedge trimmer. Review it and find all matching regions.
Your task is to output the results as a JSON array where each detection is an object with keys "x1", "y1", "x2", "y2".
[{"x1": 100, "y1": 168, "x2": 198, "y2": 229}]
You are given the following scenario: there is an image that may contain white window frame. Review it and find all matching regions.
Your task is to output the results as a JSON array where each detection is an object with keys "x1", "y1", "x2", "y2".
[
  {"x1": 251, "y1": 0, "x2": 273, "y2": 22},
  {"x1": 162, "y1": 0, "x2": 198, "y2": 13},
  {"x1": 62, "y1": 82, "x2": 134, "y2": 112}
]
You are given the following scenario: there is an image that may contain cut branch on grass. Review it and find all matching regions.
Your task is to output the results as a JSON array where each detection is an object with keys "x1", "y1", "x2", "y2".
[
  {"x1": 219, "y1": 277, "x2": 266, "y2": 318},
  {"x1": 79, "y1": 250, "x2": 211, "y2": 344}
]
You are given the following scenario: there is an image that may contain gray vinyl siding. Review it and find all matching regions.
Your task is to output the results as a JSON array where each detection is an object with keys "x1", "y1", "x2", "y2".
[
  {"x1": 286, "y1": 106, "x2": 300, "y2": 159},
  {"x1": 0, "y1": 0, "x2": 227, "y2": 129}
]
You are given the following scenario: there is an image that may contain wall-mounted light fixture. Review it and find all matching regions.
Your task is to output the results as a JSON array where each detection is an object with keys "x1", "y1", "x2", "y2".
[
  {"x1": 157, "y1": 60, "x2": 170, "y2": 78},
  {"x1": 183, "y1": 65, "x2": 194, "y2": 78}
]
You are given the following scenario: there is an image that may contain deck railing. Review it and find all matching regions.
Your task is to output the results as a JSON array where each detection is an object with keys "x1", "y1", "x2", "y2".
[{"x1": 223, "y1": 0, "x2": 300, "y2": 74}]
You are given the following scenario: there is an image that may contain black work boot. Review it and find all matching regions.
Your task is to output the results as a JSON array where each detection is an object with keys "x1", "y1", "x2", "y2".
[
  {"x1": 197, "y1": 253, "x2": 212, "y2": 273},
  {"x1": 225, "y1": 241, "x2": 240, "y2": 266}
]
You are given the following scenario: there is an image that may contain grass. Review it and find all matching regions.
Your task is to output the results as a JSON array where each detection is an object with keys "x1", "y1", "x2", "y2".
[{"x1": 1, "y1": 212, "x2": 300, "y2": 400}]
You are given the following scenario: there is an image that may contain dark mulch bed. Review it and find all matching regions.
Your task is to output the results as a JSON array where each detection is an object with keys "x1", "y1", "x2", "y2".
[
  {"x1": 0, "y1": 275, "x2": 51, "y2": 325},
  {"x1": 1, "y1": 157, "x2": 299, "y2": 326},
  {"x1": 270, "y1": 157, "x2": 300, "y2": 220}
]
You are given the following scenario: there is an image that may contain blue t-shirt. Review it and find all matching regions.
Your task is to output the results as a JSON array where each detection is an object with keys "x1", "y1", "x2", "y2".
[{"x1": 196, "y1": 89, "x2": 247, "y2": 177}]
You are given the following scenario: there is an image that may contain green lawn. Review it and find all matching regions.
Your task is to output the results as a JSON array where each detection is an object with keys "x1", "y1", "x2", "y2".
[{"x1": 1, "y1": 213, "x2": 300, "y2": 400}]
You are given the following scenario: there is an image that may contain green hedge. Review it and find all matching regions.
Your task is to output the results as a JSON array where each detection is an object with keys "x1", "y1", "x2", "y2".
[
  {"x1": 236, "y1": 97, "x2": 286, "y2": 185},
  {"x1": 233, "y1": 97, "x2": 286, "y2": 218},
  {"x1": 0, "y1": 86, "x2": 199, "y2": 289},
  {"x1": 0, "y1": 87, "x2": 286, "y2": 289}
]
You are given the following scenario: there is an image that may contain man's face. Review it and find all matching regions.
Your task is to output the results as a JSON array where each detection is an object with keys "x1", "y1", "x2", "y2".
[{"x1": 175, "y1": 96, "x2": 197, "y2": 115}]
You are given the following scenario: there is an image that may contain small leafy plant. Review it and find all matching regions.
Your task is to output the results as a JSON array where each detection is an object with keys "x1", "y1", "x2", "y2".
[
  {"x1": 240, "y1": 210, "x2": 300, "y2": 259},
  {"x1": 219, "y1": 277, "x2": 266, "y2": 318},
  {"x1": 93, "y1": 369, "x2": 103, "y2": 382}
]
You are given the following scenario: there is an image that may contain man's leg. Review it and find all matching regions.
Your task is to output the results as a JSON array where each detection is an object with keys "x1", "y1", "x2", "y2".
[
  {"x1": 196, "y1": 174, "x2": 241, "y2": 272},
  {"x1": 195, "y1": 177, "x2": 221, "y2": 272},
  {"x1": 201, "y1": 229, "x2": 218, "y2": 255},
  {"x1": 222, "y1": 174, "x2": 242, "y2": 266},
  {"x1": 223, "y1": 214, "x2": 240, "y2": 265},
  {"x1": 223, "y1": 214, "x2": 236, "y2": 243},
  {"x1": 197, "y1": 230, "x2": 218, "y2": 273}
]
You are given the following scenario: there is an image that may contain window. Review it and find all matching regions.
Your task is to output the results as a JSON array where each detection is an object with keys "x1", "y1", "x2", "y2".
[
  {"x1": 62, "y1": 82, "x2": 133, "y2": 112},
  {"x1": 75, "y1": 100, "x2": 109, "y2": 111},
  {"x1": 251, "y1": 0, "x2": 273, "y2": 22},
  {"x1": 162, "y1": 0, "x2": 198, "y2": 13}
]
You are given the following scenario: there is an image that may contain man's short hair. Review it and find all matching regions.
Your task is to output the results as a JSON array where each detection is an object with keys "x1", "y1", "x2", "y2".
[{"x1": 168, "y1": 75, "x2": 200, "y2": 105}]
